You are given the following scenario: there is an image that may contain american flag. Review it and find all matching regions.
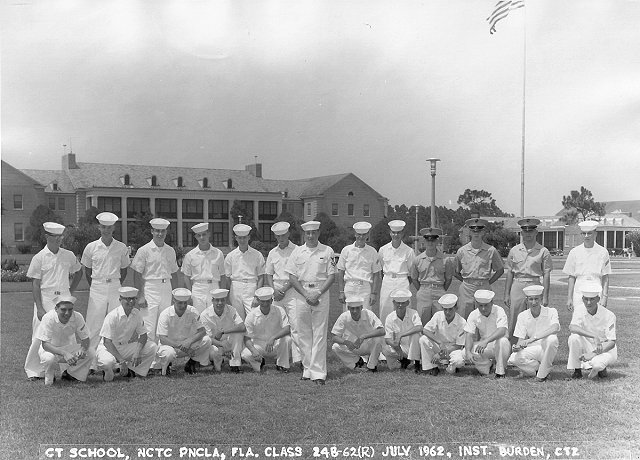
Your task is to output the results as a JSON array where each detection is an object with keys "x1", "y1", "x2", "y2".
[{"x1": 487, "y1": 0, "x2": 524, "y2": 34}]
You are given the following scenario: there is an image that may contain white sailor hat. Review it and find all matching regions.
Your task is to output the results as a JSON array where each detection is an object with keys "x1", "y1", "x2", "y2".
[
  {"x1": 150, "y1": 218, "x2": 170, "y2": 230},
  {"x1": 438, "y1": 293, "x2": 458, "y2": 309},
  {"x1": 522, "y1": 285, "x2": 544, "y2": 297},
  {"x1": 420, "y1": 227, "x2": 442, "y2": 239},
  {"x1": 390, "y1": 289, "x2": 412, "y2": 303},
  {"x1": 255, "y1": 286, "x2": 274, "y2": 300},
  {"x1": 233, "y1": 224, "x2": 252, "y2": 236},
  {"x1": 578, "y1": 220, "x2": 599, "y2": 232},
  {"x1": 271, "y1": 221, "x2": 290, "y2": 235},
  {"x1": 191, "y1": 222, "x2": 209, "y2": 234},
  {"x1": 55, "y1": 294, "x2": 76, "y2": 305},
  {"x1": 465, "y1": 218, "x2": 489, "y2": 228},
  {"x1": 210, "y1": 288, "x2": 229, "y2": 299},
  {"x1": 119, "y1": 286, "x2": 138, "y2": 298},
  {"x1": 345, "y1": 296, "x2": 365, "y2": 307},
  {"x1": 172, "y1": 288, "x2": 192, "y2": 301},
  {"x1": 300, "y1": 221, "x2": 320, "y2": 231},
  {"x1": 96, "y1": 212, "x2": 118, "y2": 226},
  {"x1": 353, "y1": 222, "x2": 372, "y2": 234},
  {"x1": 517, "y1": 217, "x2": 540, "y2": 229},
  {"x1": 474, "y1": 290, "x2": 495, "y2": 304},
  {"x1": 43, "y1": 222, "x2": 65, "y2": 235},
  {"x1": 388, "y1": 220, "x2": 406, "y2": 232},
  {"x1": 581, "y1": 284, "x2": 602, "y2": 298}
]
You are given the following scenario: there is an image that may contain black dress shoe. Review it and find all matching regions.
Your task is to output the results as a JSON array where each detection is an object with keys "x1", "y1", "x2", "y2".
[
  {"x1": 276, "y1": 365, "x2": 290, "y2": 373},
  {"x1": 61, "y1": 371, "x2": 78, "y2": 381},
  {"x1": 598, "y1": 369, "x2": 608, "y2": 378},
  {"x1": 571, "y1": 369, "x2": 583, "y2": 379},
  {"x1": 260, "y1": 358, "x2": 266, "y2": 371},
  {"x1": 426, "y1": 367, "x2": 439, "y2": 376},
  {"x1": 399, "y1": 357, "x2": 410, "y2": 369},
  {"x1": 494, "y1": 373, "x2": 505, "y2": 379},
  {"x1": 230, "y1": 366, "x2": 244, "y2": 374},
  {"x1": 126, "y1": 369, "x2": 136, "y2": 378},
  {"x1": 300, "y1": 376, "x2": 311, "y2": 381},
  {"x1": 413, "y1": 361, "x2": 422, "y2": 373},
  {"x1": 184, "y1": 359, "x2": 198, "y2": 374},
  {"x1": 313, "y1": 379, "x2": 326, "y2": 385},
  {"x1": 354, "y1": 357, "x2": 365, "y2": 368},
  {"x1": 368, "y1": 366, "x2": 377, "y2": 373}
]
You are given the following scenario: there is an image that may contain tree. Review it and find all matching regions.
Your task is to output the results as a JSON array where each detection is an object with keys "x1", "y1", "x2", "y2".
[
  {"x1": 626, "y1": 231, "x2": 640, "y2": 257},
  {"x1": 315, "y1": 212, "x2": 351, "y2": 253},
  {"x1": 127, "y1": 210, "x2": 154, "y2": 250},
  {"x1": 230, "y1": 200, "x2": 257, "y2": 243},
  {"x1": 561, "y1": 186, "x2": 606, "y2": 224},
  {"x1": 62, "y1": 207, "x2": 100, "y2": 256},
  {"x1": 457, "y1": 189, "x2": 512, "y2": 217},
  {"x1": 483, "y1": 222, "x2": 519, "y2": 257},
  {"x1": 25, "y1": 205, "x2": 64, "y2": 248},
  {"x1": 274, "y1": 210, "x2": 306, "y2": 245}
]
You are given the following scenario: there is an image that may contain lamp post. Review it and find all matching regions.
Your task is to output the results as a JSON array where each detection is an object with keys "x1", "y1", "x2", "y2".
[
  {"x1": 427, "y1": 158, "x2": 440, "y2": 227},
  {"x1": 414, "y1": 204, "x2": 419, "y2": 253}
]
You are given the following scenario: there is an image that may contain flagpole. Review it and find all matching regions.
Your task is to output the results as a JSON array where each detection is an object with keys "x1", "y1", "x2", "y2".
[{"x1": 520, "y1": 4, "x2": 526, "y2": 218}]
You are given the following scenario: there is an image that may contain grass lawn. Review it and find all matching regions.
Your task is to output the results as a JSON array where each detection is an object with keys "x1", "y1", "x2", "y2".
[{"x1": 1, "y1": 262, "x2": 639, "y2": 460}]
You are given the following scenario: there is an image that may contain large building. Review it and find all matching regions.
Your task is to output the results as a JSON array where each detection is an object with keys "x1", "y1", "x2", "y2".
[{"x1": 1, "y1": 154, "x2": 388, "y2": 252}]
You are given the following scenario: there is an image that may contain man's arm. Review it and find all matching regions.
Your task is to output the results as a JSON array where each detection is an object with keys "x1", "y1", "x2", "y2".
[
  {"x1": 503, "y1": 270, "x2": 514, "y2": 307},
  {"x1": 600, "y1": 274, "x2": 610, "y2": 307},
  {"x1": 488, "y1": 267, "x2": 504, "y2": 285},
  {"x1": 569, "y1": 323, "x2": 616, "y2": 354},
  {"x1": 475, "y1": 327, "x2": 507, "y2": 354},
  {"x1": 32, "y1": 278, "x2": 45, "y2": 320},
  {"x1": 69, "y1": 270, "x2": 83, "y2": 293},
  {"x1": 133, "y1": 270, "x2": 147, "y2": 308},
  {"x1": 84, "y1": 267, "x2": 93, "y2": 287},
  {"x1": 337, "y1": 269, "x2": 346, "y2": 303},
  {"x1": 370, "y1": 271, "x2": 381, "y2": 306},
  {"x1": 566, "y1": 276, "x2": 576, "y2": 311},
  {"x1": 542, "y1": 271, "x2": 551, "y2": 305},
  {"x1": 119, "y1": 267, "x2": 128, "y2": 285},
  {"x1": 519, "y1": 323, "x2": 560, "y2": 348}
]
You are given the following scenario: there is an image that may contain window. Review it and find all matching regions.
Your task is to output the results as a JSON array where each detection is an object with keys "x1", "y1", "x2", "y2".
[
  {"x1": 596, "y1": 231, "x2": 604, "y2": 246},
  {"x1": 209, "y1": 200, "x2": 229, "y2": 220},
  {"x1": 331, "y1": 203, "x2": 339, "y2": 216},
  {"x1": 14, "y1": 223, "x2": 24, "y2": 242},
  {"x1": 259, "y1": 223, "x2": 276, "y2": 245},
  {"x1": 155, "y1": 198, "x2": 177, "y2": 219},
  {"x1": 239, "y1": 201, "x2": 254, "y2": 220},
  {"x1": 127, "y1": 198, "x2": 150, "y2": 218},
  {"x1": 202, "y1": 177, "x2": 209, "y2": 188},
  {"x1": 48, "y1": 196, "x2": 56, "y2": 209},
  {"x1": 347, "y1": 191, "x2": 354, "y2": 197},
  {"x1": 52, "y1": 182, "x2": 59, "y2": 191},
  {"x1": 306, "y1": 203, "x2": 311, "y2": 217},
  {"x1": 58, "y1": 197, "x2": 66, "y2": 211},
  {"x1": 224, "y1": 179, "x2": 233, "y2": 189},
  {"x1": 182, "y1": 199, "x2": 203, "y2": 219},
  {"x1": 150, "y1": 175, "x2": 158, "y2": 187},
  {"x1": 348, "y1": 204, "x2": 354, "y2": 216},
  {"x1": 98, "y1": 197, "x2": 121, "y2": 216},
  {"x1": 282, "y1": 203, "x2": 288, "y2": 213},
  {"x1": 211, "y1": 222, "x2": 229, "y2": 247},
  {"x1": 182, "y1": 222, "x2": 199, "y2": 247},
  {"x1": 258, "y1": 201, "x2": 278, "y2": 220},
  {"x1": 176, "y1": 177, "x2": 184, "y2": 187},
  {"x1": 363, "y1": 204, "x2": 370, "y2": 217},
  {"x1": 13, "y1": 195, "x2": 23, "y2": 210},
  {"x1": 123, "y1": 174, "x2": 130, "y2": 186},
  {"x1": 165, "y1": 222, "x2": 177, "y2": 246}
]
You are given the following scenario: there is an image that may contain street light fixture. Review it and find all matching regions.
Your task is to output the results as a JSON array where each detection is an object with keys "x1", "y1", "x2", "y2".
[{"x1": 426, "y1": 158, "x2": 440, "y2": 228}]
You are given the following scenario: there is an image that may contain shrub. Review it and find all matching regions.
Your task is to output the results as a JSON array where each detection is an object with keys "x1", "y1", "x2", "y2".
[
  {"x1": 1, "y1": 268, "x2": 29, "y2": 282},
  {"x1": 1, "y1": 258, "x2": 19, "y2": 271},
  {"x1": 17, "y1": 244, "x2": 34, "y2": 254}
]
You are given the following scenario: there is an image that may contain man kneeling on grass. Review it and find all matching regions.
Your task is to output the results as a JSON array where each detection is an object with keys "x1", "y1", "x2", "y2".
[
  {"x1": 507, "y1": 285, "x2": 559, "y2": 382},
  {"x1": 155, "y1": 288, "x2": 211, "y2": 376},
  {"x1": 419, "y1": 293, "x2": 467, "y2": 376},
  {"x1": 96, "y1": 287, "x2": 157, "y2": 381},
  {"x1": 331, "y1": 296, "x2": 385, "y2": 373},
  {"x1": 241, "y1": 287, "x2": 291, "y2": 373},
  {"x1": 464, "y1": 290, "x2": 510, "y2": 378},
  {"x1": 382, "y1": 289, "x2": 423, "y2": 373},
  {"x1": 200, "y1": 288, "x2": 246, "y2": 373},
  {"x1": 36, "y1": 295, "x2": 95, "y2": 386},
  {"x1": 567, "y1": 284, "x2": 617, "y2": 380}
]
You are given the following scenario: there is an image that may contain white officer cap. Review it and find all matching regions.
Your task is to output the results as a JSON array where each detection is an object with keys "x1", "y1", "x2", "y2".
[
  {"x1": 233, "y1": 223, "x2": 252, "y2": 236},
  {"x1": 465, "y1": 218, "x2": 489, "y2": 228},
  {"x1": 388, "y1": 220, "x2": 406, "y2": 232},
  {"x1": 150, "y1": 218, "x2": 170, "y2": 230},
  {"x1": 172, "y1": 288, "x2": 192, "y2": 301},
  {"x1": 578, "y1": 220, "x2": 599, "y2": 232},
  {"x1": 581, "y1": 284, "x2": 602, "y2": 298},
  {"x1": 191, "y1": 222, "x2": 209, "y2": 234},
  {"x1": 522, "y1": 285, "x2": 544, "y2": 297},
  {"x1": 55, "y1": 294, "x2": 76, "y2": 305},
  {"x1": 353, "y1": 222, "x2": 372, "y2": 234},
  {"x1": 517, "y1": 217, "x2": 541, "y2": 229},
  {"x1": 271, "y1": 221, "x2": 290, "y2": 235},
  {"x1": 390, "y1": 289, "x2": 412, "y2": 302},
  {"x1": 420, "y1": 227, "x2": 443, "y2": 239},
  {"x1": 43, "y1": 222, "x2": 65, "y2": 235},
  {"x1": 474, "y1": 290, "x2": 495, "y2": 304},
  {"x1": 255, "y1": 286, "x2": 274, "y2": 300},
  {"x1": 300, "y1": 221, "x2": 320, "y2": 231},
  {"x1": 119, "y1": 286, "x2": 138, "y2": 298},
  {"x1": 210, "y1": 288, "x2": 229, "y2": 299},
  {"x1": 96, "y1": 212, "x2": 119, "y2": 226},
  {"x1": 345, "y1": 296, "x2": 365, "y2": 307},
  {"x1": 438, "y1": 293, "x2": 458, "y2": 309}
]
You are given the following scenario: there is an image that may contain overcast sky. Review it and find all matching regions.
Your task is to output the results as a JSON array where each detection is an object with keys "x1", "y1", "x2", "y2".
[{"x1": 2, "y1": 0, "x2": 639, "y2": 217}]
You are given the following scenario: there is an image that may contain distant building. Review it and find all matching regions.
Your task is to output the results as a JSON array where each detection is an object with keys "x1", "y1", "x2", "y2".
[{"x1": 1, "y1": 154, "x2": 388, "y2": 252}]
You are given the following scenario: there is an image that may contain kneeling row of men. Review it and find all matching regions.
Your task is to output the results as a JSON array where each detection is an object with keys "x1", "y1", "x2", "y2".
[{"x1": 36, "y1": 281, "x2": 617, "y2": 385}]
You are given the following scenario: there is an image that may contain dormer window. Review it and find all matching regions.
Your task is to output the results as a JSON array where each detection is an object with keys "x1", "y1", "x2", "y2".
[
  {"x1": 200, "y1": 177, "x2": 209, "y2": 188},
  {"x1": 147, "y1": 176, "x2": 158, "y2": 187},
  {"x1": 121, "y1": 174, "x2": 131, "y2": 186},
  {"x1": 52, "y1": 182, "x2": 59, "y2": 191},
  {"x1": 347, "y1": 191, "x2": 354, "y2": 197},
  {"x1": 223, "y1": 178, "x2": 233, "y2": 189},
  {"x1": 172, "y1": 176, "x2": 184, "y2": 187}
]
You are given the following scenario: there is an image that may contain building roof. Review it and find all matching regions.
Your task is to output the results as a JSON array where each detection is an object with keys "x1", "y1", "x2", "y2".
[
  {"x1": 604, "y1": 200, "x2": 640, "y2": 215},
  {"x1": 20, "y1": 169, "x2": 75, "y2": 193},
  {"x1": 486, "y1": 213, "x2": 640, "y2": 230},
  {"x1": 262, "y1": 173, "x2": 351, "y2": 199}
]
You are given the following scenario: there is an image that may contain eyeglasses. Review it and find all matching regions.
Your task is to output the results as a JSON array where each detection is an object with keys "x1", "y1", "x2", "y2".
[
  {"x1": 581, "y1": 232, "x2": 594, "y2": 236},
  {"x1": 468, "y1": 226, "x2": 484, "y2": 231}
]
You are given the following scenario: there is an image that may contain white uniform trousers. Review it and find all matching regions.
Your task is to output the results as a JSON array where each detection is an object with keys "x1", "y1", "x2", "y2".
[
  {"x1": 567, "y1": 334, "x2": 617, "y2": 372},
  {"x1": 155, "y1": 336, "x2": 212, "y2": 371},
  {"x1": 416, "y1": 284, "x2": 446, "y2": 324},
  {"x1": 293, "y1": 288, "x2": 330, "y2": 380},
  {"x1": 191, "y1": 281, "x2": 219, "y2": 314},
  {"x1": 342, "y1": 281, "x2": 372, "y2": 312},
  {"x1": 86, "y1": 280, "x2": 122, "y2": 368},
  {"x1": 96, "y1": 341, "x2": 158, "y2": 377},
  {"x1": 383, "y1": 334, "x2": 421, "y2": 369},
  {"x1": 379, "y1": 276, "x2": 410, "y2": 326},
  {"x1": 458, "y1": 280, "x2": 491, "y2": 319},
  {"x1": 209, "y1": 332, "x2": 244, "y2": 370},
  {"x1": 241, "y1": 336, "x2": 291, "y2": 372},
  {"x1": 470, "y1": 337, "x2": 511, "y2": 375},
  {"x1": 24, "y1": 287, "x2": 70, "y2": 378},
  {"x1": 230, "y1": 280, "x2": 258, "y2": 320},
  {"x1": 141, "y1": 280, "x2": 173, "y2": 342},
  {"x1": 572, "y1": 276, "x2": 603, "y2": 319},
  {"x1": 39, "y1": 344, "x2": 96, "y2": 382},
  {"x1": 332, "y1": 337, "x2": 383, "y2": 370},
  {"x1": 273, "y1": 284, "x2": 301, "y2": 363},
  {"x1": 419, "y1": 336, "x2": 465, "y2": 372},
  {"x1": 508, "y1": 278, "x2": 540, "y2": 340},
  {"x1": 507, "y1": 335, "x2": 558, "y2": 378}
]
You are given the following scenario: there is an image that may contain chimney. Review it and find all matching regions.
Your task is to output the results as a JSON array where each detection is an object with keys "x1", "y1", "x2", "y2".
[
  {"x1": 62, "y1": 153, "x2": 79, "y2": 169},
  {"x1": 245, "y1": 163, "x2": 262, "y2": 178}
]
